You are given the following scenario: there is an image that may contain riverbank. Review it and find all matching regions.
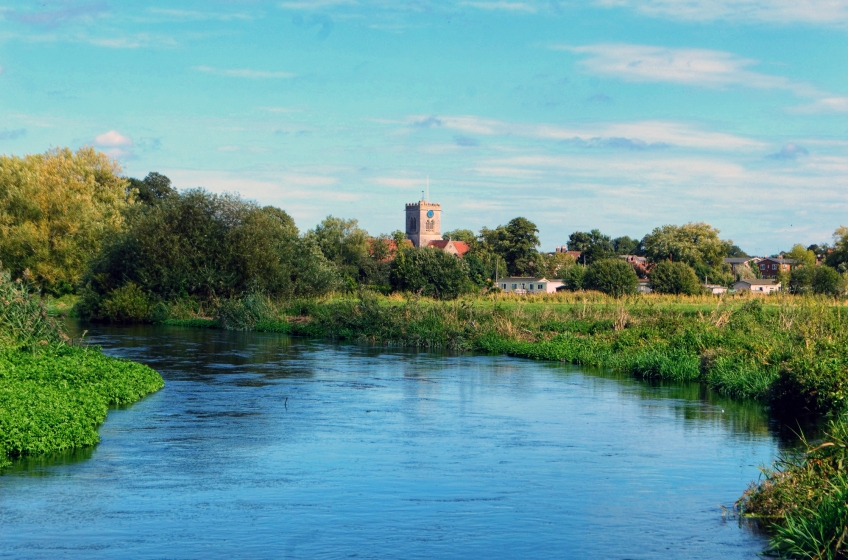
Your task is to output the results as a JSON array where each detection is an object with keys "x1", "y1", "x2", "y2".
[{"x1": 1, "y1": 272, "x2": 163, "y2": 469}]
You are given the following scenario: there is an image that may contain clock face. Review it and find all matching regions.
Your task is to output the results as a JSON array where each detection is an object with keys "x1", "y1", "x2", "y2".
[{"x1": 427, "y1": 210, "x2": 434, "y2": 218}]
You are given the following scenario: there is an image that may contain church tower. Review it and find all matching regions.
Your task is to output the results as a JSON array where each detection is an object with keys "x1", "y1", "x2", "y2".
[{"x1": 405, "y1": 199, "x2": 441, "y2": 248}]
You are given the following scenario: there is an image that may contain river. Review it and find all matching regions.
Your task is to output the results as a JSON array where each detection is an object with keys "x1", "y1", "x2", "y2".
[{"x1": 0, "y1": 324, "x2": 785, "y2": 558}]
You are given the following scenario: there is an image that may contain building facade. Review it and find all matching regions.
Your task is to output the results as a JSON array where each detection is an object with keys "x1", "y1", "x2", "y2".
[
  {"x1": 733, "y1": 279, "x2": 781, "y2": 294},
  {"x1": 406, "y1": 200, "x2": 442, "y2": 248},
  {"x1": 498, "y1": 277, "x2": 564, "y2": 294},
  {"x1": 757, "y1": 258, "x2": 796, "y2": 279}
]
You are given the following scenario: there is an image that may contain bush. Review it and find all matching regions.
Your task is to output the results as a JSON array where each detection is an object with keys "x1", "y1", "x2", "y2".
[
  {"x1": 101, "y1": 283, "x2": 153, "y2": 323},
  {"x1": 649, "y1": 260, "x2": 701, "y2": 295},
  {"x1": 560, "y1": 265, "x2": 585, "y2": 290},
  {"x1": 812, "y1": 266, "x2": 842, "y2": 296},
  {"x1": 80, "y1": 189, "x2": 339, "y2": 317},
  {"x1": 583, "y1": 258, "x2": 638, "y2": 297},
  {"x1": 390, "y1": 247, "x2": 472, "y2": 300}
]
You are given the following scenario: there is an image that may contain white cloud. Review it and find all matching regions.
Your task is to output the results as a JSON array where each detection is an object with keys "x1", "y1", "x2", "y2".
[
  {"x1": 407, "y1": 114, "x2": 766, "y2": 151},
  {"x1": 461, "y1": 2, "x2": 537, "y2": 12},
  {"x1": 595, "y1": 0, "x2": 848, "y2": 25},
  {"x1": 556, "y1": 44, "x2": 817, "y2": 95},
  {"x1": 373, "y1": 177, "x2": 427, "y2": 188},
  {"x1": 94, "y1": 130, "x2": 133, "y2": 158},
  {"x1": 279, "y1": 0, "x2": 357, "y2": 8},
  {"x1": 95, "y1": 130, "x2": 133, "y2": 147},
  {"x1": 147, "y1": 8, "x2": 253, "y2": 21},
  {"x1": 791, "y1": 96, "x2": 848, "y2": 114},
  {"x1": 194, "y1": 65, "x2": 296, "y2": 79}
]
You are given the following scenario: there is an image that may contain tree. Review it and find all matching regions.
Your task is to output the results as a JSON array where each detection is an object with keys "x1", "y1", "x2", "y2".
[
  {"x1": 540, "y1": 252, "x2": 576, "y2": 279},
  {"x1": 788, "y1": 266, "x2": 815, "y2": 294},
  {"x1": 726, "y1": 245, "x2": 749, "y2": 258},
  {"x1": 478, "y1": 218, "x2": 540, "y2": 276},
  {"x1": 560, "y1": 264, "x2": 585, "y2": 291},
  {"x1": 128, "y1": 172, "x2": 175, "y2": 205},
  {"x1": 649, "y1": 261, "x2": 701, "y2": 295},
  {"x1": 583, "y1": 258, "x2": 638, "y2": 297},
  {"x1": 0, "y1": 147, "x2": 130, "y2": 294},
  {"x1": 442, "y1": 229, "x2": 476, "y2": 245},
  {"x1": 612, "y1": 236, "x2": 640, "y2": 255},
  {"x1": 642, "y1": 222, "x2": 731, "y2": 268},
  {"x1": 567, "y1": 229, "x2": 616, "y2": 264},
  {"x1": 390, "y1": 246, "x2": 472, "y2": 300},
  {"x1": 812, "y1": 266, "x2": 842, "y2": 296},
  {"x1": 785, "y1": 244, "x2": 816, "y2": 268},
  {"x1": 825, "y1": 227, "x2": 848, "y2": 271},
  {"x1": 308, "y1": 216, "x2": 369, "y2": 268},
  {"x1": 81, "y1": 189, "x2": 337, "y2": 308}
]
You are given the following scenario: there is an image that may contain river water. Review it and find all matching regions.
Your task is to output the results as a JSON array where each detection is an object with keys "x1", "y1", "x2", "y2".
[{"x1": 1, "y1": 324, "x2": 784, "y2": 558}]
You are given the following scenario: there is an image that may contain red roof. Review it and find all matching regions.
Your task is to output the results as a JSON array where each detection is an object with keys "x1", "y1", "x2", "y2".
[{"x1": 428, "y1": 239, "x2": 470, "y2": 256}]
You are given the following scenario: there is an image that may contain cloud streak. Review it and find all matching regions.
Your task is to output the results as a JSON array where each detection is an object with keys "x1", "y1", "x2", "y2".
[
  {"x1": 193, "y1": 66, "x2": 296, "y2": 79},
  {"x1": 595, "y1": 0, "x2": 848, "y2": 25},
  {"x1": 556, "y1": 44, "x2": 818, "y2": 95}
]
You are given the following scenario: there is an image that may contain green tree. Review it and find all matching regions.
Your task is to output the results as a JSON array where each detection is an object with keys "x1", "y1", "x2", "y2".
[
  {"x1": 612, "y1": 235, "x2": 640, "y2": 255},
  {"x1": 726, "y1": 244, "x2": 749, "y2": 258},
  {"x1": 81, "y1": 189, "x2": 337, "y2": 310},
  {"x1": 788, "y1": 266, "x2": 815, "y2": 294},
  {"x1": 0, "y1": 147, "x2": 129, "y2": 294},
  {"x1": 649, "y1": 261, "x2": 701, "y2": 295},
  {"x1": 501, "y1": 217, "x2": 540, "y2": 275},
  {"x1": 540, "y1": 252, "x2": 576, "y2": 279},
  {"x1": 785, "y1": 244, "x2": 817, "y2": 268},
  {"x1": 642, "y1": 222, "x2": 731, "y2": 268},
  {"x1": 583, "y1": 258, "x2": 638, "y2": 297},
  {"x1": 567, "y1": 229, "x2": 616, "y2": 264},
  {"x1": 812, "y1": 266, "x2": 842, "y2": 296},
  {"x1": 308, "y1": 216, "x2": 369, "y2": 268},
  {"x1": 442, "y1": 229, "x2": 477, "y2": 245},
  {"x1": 560, "y1": 264, "x2": 585, "y2": 291},
  {"x1": 390, "y1": 247, "x2": 472, "y2": 300},
  {"x1": 128, "y1": 172, "x2": 175, "y2": 205}
]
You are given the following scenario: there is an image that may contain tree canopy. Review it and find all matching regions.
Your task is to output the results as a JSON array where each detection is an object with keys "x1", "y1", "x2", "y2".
[
  {"x1": 649, "y1": 261, "x2": 701, "y2": 295},
  {"x1": 567, "y1": 229, "x2": 616, "y2": 264},
  {"x1": 641, "y1": 222, "x2": 731, "y2": 268},
  {"x1": 583, "y1": 258, "x2": 638, "y2": 297},
  {"x1": 0, "y1": 147, "x2": 129, "y2": 294},
  {"x1": 390, "y1": 246, "x2": 471, "y2": 300}
]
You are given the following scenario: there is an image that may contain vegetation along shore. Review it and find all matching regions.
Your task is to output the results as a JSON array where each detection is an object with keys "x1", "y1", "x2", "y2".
[{"x1": 2, "y1": 148, "x2": 848, "y2": 557}]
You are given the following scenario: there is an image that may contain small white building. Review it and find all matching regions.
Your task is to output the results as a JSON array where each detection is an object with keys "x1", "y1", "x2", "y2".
[
  {"x1": 498, "y1": 277, "x2": 564, "y2": 295},
  {"x1": 704, "y1": 284, "x2": 728, "y2": 295},
  {"x1": 733, "y1": 279, "x2": 781, "y2": 294}
]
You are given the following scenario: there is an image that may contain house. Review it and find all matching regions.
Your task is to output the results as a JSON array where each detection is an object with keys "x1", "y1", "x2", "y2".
[
  {"x1": 427, "y1": 239, "x2": 470, "y2": 257},
  {"x1": 724, "y1": 257, "x2": 755, "y2": 276},
  {"x1": 620, "y1": 255, "x2": 647, "y2": 265},
  {"x1": 704, "y1": 284, "x2": 728, "y2": 295},
  {"x1": 498, "y1": 277, "x2": 564, "y2": 295},
  {"x1": 637, "y1": 279, "x2": 652, "y2": 293},
  {"x1": 554, "y1": 247, "x2": 583, "y2": 262},
  {"x1": 756, "y1": 257, "x2": 797, "y2": 279},
  {"x1": 733, "y1": 279, "x2": 781, "y2": 294}
]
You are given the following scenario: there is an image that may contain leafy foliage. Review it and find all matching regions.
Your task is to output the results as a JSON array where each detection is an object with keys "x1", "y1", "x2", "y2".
[
  {"x1": 567, "y1": 229, "x2": 616, "y2": 264},
  {"x1": 583, "y1": 258, "x2": 638, "y2": 297},
  {"x1": 0, "y1": 148, "x2": 129, "y2": 295},
  {"x1": 390, "y1": 246, "x2": 472, "y2": 299},
  {"x1": 80, "y1": 189, "x2": 338, "y2": 318},
  {"x1": 649, "y1": 260, "x2": 701, "y2": 295}
]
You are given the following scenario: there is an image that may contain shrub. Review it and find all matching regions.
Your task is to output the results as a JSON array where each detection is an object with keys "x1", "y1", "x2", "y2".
[
  {"x1": 649, "y1": 260, "x2": 701, "y2": 295},
  {"x1": 812, "y1": 266, "x2": 842, "y2": 296},
  {"x1": 0, "y1": 266, "x2": 64, "y2": 351},
  {"x1": 101, "y1": 283, "x2": 153, "y2": 323},
  {"x1": 390, "y1": 247, "x2": 472, "y2": 300},
  {"x1": 583, "y1": 258, "x2": 638, "y2": 297},
  {"x1": 560, "y1": 265, "x2": 585, "y2": 290}
]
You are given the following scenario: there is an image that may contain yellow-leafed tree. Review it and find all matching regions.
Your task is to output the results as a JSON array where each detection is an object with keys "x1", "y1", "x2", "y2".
[{"x1": 0, "y1": 147, "x2": 129, "y2": 294}]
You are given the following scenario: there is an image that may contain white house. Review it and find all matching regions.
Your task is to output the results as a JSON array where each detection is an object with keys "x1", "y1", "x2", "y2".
[
  {"x1": 704, "y1": 284, "x2": 728, "y2": 295},
  {"x1": 733, "y1": 279, "x2": 781, "y2": 294},
  {"x1": 498, "y1": 277, "x2": 564, "y2": 294}
]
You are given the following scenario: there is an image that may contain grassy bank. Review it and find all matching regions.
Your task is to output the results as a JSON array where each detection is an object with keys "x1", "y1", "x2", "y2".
[{"x1": 0, "y1": 271, "x2": 163, "y2": 470}]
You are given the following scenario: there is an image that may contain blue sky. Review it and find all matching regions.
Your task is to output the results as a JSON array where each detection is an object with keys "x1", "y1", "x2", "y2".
[{"x1": 1, "y1": 0, "x2": 847, "y2": 254}]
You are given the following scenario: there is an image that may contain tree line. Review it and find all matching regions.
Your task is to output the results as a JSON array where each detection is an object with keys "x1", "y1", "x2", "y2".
[{"x1": 2, "y1": 149, "x2": 848, "y2": 313}]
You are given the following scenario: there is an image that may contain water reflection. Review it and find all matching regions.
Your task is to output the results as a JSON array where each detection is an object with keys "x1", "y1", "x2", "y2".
[{"x1": 0, "y1": 322, "x2": 785, "y2": 559}]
